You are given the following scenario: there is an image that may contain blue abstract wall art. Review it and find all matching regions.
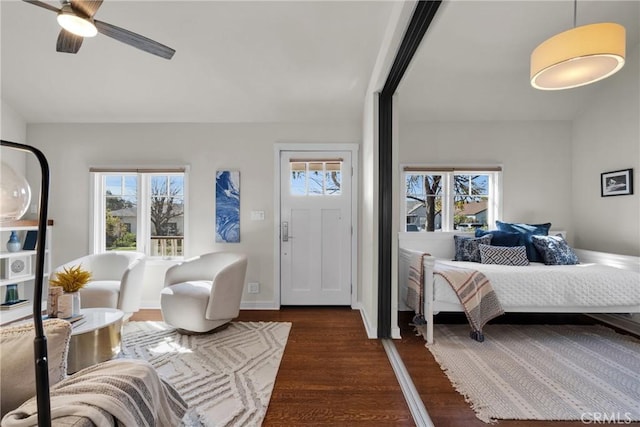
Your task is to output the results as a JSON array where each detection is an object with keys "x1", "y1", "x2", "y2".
[{"x1": 215, "y1": 170, "x2": 240, "y2": 243}]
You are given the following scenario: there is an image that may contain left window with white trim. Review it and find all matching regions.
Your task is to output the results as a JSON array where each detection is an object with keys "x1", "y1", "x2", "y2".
[{"x1": 91, "y1": 167, "x2": 188, "y2": 259}]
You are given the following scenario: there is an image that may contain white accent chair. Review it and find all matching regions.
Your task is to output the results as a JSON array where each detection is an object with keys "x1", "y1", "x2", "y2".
[
  {"x1": 53, "y1": 251, "x2": 146, "y2": 316},
  {"x1": 160, "y1": 252, "x2": 248, "y2": 333}
]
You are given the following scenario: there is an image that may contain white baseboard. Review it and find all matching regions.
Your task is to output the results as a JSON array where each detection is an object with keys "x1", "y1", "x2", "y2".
[
  {"x1": 240, "y1": 301, "x2": 279, "y2": 310},
  {"x1": 391, "y1": 326, "x2": 402, "y2": 339},
  {"x1": 141, "y1": 300, "x2": 279, "y2": 311},
  {"x1": 140, "y1": 300, "x2": 160, "y2": 310},
  {"x1": 354, "y1": 303, "x2": 377, "y2": 339}
]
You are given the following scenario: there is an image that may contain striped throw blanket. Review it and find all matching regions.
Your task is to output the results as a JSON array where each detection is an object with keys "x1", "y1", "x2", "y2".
[
  {"x1": 406, "y1": 251, "x2": 429, "y2": 322},
  {"x1": 2, "y1": 359, "x2": 188, "y2": 427},
  {"x1": 434, "y1": 261, "x2": 504, "y2": 341}
]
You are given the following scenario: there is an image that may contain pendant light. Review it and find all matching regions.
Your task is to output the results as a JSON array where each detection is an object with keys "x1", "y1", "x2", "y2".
[{"x1": 530, "y1": 0, "x2": 625, "y2": 90}]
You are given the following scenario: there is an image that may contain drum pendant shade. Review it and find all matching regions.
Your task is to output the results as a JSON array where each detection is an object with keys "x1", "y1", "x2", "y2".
[{"x1": 531, "y1": 22, "x2": 625, "y2": 90}]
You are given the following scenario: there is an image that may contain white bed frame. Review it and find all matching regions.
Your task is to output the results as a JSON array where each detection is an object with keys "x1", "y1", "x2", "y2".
[{"x1": 398, "y1": 232, "x2": 640, "y2": 343}]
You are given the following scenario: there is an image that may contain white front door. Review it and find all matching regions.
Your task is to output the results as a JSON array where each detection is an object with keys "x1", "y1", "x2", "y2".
[{"x1": 280, "y1": 151, "x2": 352, "y2": 305}]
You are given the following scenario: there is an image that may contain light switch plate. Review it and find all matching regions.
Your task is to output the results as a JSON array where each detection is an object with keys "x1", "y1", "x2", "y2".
[{"x1": 250, "y1": 211, "x2": 265, "y2": 221}]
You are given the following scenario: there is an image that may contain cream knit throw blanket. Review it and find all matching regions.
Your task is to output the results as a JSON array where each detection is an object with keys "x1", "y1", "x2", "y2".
[
  {"x1": 434, "y1": 261, "x2": 504, "y2": 341},
  {"x1": 2, "y1": 359, "x2": 188, "y2": 426}
]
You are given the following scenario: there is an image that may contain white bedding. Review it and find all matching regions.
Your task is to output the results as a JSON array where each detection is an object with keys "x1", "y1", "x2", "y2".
[
  {"x1": 433, "y1": 260, "x2": 640, "y2": 308},
  {"x1": 398, "y1": 236, "x2": 640, "y2": 343}
]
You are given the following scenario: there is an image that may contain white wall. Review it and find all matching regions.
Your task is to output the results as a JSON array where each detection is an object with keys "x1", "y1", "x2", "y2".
[
  {"x1": 360, "y1": 1, "x2": 417, "y2": 338},
  {"x1": 360, "y1": 90, "x2": 379, "y2": 337},
  {"x1": 1, "y1": 100, "x2": 28, "y2": 179},
  {"x1": 398, "y1": 120, "x2": 574, "y2": 235},
  {"x1": 571, "y1": 43, "x2": 640, "y2": 256},
  {"x1": 26, "y1": 122, "x2": 361, "y2": 308}
]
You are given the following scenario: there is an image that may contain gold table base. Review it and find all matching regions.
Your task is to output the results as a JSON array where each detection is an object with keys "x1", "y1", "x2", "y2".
[{"x1": 66, "y1": 309, "x2": 123, "y2": 375}]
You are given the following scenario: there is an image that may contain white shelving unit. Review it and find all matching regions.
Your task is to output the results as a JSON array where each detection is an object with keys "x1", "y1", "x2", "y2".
[{"x1": 0, "y1": 220, "x2": 53, "y2": 325}]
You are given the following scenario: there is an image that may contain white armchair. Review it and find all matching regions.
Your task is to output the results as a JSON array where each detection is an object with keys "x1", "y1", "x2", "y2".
[
  {"x1": 160, "y1": 252, "x2": 248, "y2": 333},
  {"x1": 53, "y1": 252, "x2": 146, "y2": 315}
]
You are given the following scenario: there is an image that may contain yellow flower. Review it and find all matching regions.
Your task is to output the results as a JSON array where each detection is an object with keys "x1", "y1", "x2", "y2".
[{"x1": 50, "y1": 264, "x2": 92, "y2": 293}]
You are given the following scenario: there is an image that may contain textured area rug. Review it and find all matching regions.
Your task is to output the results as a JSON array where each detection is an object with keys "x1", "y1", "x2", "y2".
[
  {"x1": 122, "y1": 321, "x2": 291, "y2": 427},
  {"x1": 426, "y1": 324, "x2": 640, "y2": 423}
]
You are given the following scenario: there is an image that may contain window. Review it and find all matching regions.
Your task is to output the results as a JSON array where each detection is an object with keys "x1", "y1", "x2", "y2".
[
  {"x1": 91, "y1": 168, "x2": 188, "y2": 258},
  {"x1": 403, "y1": 167, "x2": 501, "y2": 232},
  {"x1": 290, "y1": 160, "x2": 342, "y2": 196}
]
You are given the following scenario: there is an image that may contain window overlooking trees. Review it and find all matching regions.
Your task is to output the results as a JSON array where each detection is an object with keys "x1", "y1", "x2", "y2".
[
  {"x1": 92, "y1": 168, "x2": 187, "y2": 258},
  {"x1": 104, "y1": 174, "x2": 137, "y2": 251},
  {"x1": 403, "y1": 167, "x2": 501, "y2": 232},
  {"x1": 149, "y1": 174, "x2": 184, "y2": 257},
  {"x1": 290, "y1": 160, "x2": 342, "y2": 196}
]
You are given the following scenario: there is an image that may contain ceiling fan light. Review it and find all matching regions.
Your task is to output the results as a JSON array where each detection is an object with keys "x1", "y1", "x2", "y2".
[
  {"x1": 530, "y1": 22, "x2": 625, "y2": 90},
  {"x1": 57, "y1": 9, "x2": 97, "y2": 37}
]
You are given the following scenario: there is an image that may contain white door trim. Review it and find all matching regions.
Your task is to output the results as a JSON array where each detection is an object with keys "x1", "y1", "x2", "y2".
[{"x1": 273, "y1": 143, "x2": 359, "y2": 308}]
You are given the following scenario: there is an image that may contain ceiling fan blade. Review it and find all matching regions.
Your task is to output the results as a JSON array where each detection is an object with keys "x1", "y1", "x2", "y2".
[
  {"x1": 22, "y1": 0, "x2": 60, "y2": 13},
  {"x1": 70, "y1": 0, "x2": 103, "y2": 18},
  {"x1": 56, "y1": 29, "x2": 83, "y2": 54},
  {"x1": 94, "y1": 19, "x2": 175, "y2": 60}
]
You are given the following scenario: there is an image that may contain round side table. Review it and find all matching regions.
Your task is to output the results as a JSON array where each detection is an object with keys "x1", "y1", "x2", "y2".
[{"x1": 67, "y1": 308, "x2": 124, "y2": 374}]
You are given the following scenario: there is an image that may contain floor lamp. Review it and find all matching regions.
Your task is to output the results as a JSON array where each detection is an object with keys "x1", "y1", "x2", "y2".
[{"x1": 0, "y1": 140, "x2": 51, "y2": 426}]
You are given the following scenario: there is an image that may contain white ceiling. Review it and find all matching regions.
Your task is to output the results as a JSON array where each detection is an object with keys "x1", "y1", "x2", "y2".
[
  {"x1": 399, "y1": 0, "x2": 640, "y2": 121},
  {"x1": 1, "y1": 0, "x2": 394, "y2": 123},
  {"x1": 2, "y1": 1, "x2": 638, "y2": 124}
]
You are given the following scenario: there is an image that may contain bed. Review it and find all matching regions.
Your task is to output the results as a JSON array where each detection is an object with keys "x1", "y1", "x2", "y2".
[{"x1": 398, "y1": 232, "x2": 640, "y2": 344}]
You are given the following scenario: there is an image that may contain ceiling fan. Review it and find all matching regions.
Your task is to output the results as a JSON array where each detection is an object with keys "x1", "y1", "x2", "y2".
[{"x1": 23, "y1": 0, "x2": 175, "y2": 60}]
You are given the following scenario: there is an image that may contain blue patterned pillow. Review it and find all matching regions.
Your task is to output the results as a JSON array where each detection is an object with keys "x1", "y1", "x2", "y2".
[
  {"x1": 474, "y1": 229, "x2": 521, "y2": 247},
  {"x1": 479, "y1": 244, "x2": 529, "y2": 266},
  {"x1": 530, "y1": 235, "x2": 579, "y2": 265},
  {"x1": 495, "y1": 221, "x2": 551, "y2": 263},
  {"x1": 453, "y1": 234, "x2": 492, "y2": 262}
]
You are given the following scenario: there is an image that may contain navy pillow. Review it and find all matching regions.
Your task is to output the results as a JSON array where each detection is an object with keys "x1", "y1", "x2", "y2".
[
  {"x1": 453, "y1": 234, "x2": 492, "y2": 263},
  {"x1": 530, "y1": 235, "x2": 579, "y2": 265},
  {"x1": 495, "y1": 221, "x2": 551, "y2": 263},
  {"x1": 474, "y1": 229, "x2": 521, "y2": 247}
]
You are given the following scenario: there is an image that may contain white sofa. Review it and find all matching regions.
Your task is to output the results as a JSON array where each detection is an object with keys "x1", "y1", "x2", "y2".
[
  {"x1": 0, "y1": 319, "x2": 71, "y2": 420},
  {"x1": 0, "y1": 319, "x2": 187, "y2": 426}
]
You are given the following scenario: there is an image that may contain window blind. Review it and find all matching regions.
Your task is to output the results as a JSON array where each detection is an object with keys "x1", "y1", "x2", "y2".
[
  {"x1": 89, "y1": 167, "x2": 186, "y2": 173},
  {"x1": 403, "y1": 166, "x2": 502, "y2": 172}
]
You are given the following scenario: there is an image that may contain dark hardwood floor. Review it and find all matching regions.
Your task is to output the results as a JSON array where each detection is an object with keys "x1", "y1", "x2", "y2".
[
  {"x1": 131, "y1": 308, "x2": 639, "y2": 427},
  {"x1": 394, "y1": 311, "x2": 640, "y2": 427},
  {"x1": 131, "y1": 307, "x2": 414, "y2": 426}
]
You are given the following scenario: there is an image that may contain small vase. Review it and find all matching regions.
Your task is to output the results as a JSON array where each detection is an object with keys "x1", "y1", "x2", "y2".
[
  {"x1": 70, "y1": 292, "x2": 81, "y2": 317},
  {"x1": 57, "y1": 293, "x2": 72, "y2": 318},
  {"x1": 57, "y1": 292, "x2": 81, "y2": 318},
  {"x1": 4, "y1": 284, "x2": 19, "y2": 304},
  {"x1": 6, "y1": 231, "x2": 21, "y2": 252}
]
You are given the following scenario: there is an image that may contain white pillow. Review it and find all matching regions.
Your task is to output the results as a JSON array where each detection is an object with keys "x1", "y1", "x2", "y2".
[
  {"x1": 0, "y1": 318, "x2": 72, "y2": 417},
  {"x1": 479, "y1": 244, "x2": 530, "y2": 266}
]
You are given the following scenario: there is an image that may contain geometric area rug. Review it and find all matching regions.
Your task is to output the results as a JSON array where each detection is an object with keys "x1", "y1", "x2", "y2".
[
  {"x1": 122, "y1": 321, "x2": 291, "y2": 427},
  {"x1": 426, "y1": 323, "x2": 640, "y2": 424}
]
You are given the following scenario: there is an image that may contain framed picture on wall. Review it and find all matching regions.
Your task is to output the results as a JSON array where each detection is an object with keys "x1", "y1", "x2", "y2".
[
  {"x1": 215, "y1": 170, "x2": 240, "y2": 243},
  {"x1": 601, "y1": 168, "x2": 633, "y2": 197}
]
